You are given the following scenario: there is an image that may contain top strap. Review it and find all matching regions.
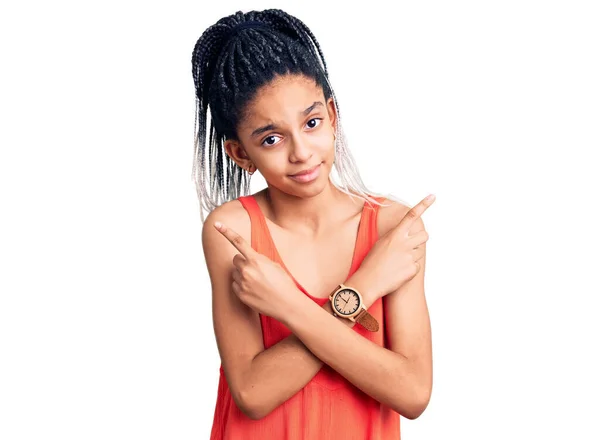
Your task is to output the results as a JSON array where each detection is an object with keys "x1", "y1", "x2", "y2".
[
  {"x1": 364, "y1": 196, "x2": 387, "y2": 246},
  {"x1": 350, "y1": 195, "x2": 387, "y2": 268},
  {"x1": 237, "y1": 195, "x2": 278, "y2": 260}
]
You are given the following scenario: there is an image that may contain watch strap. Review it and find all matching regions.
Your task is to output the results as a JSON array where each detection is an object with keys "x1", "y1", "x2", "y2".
[{"x1": 354, "y1": 308, "x2": 380, "y2": 332}]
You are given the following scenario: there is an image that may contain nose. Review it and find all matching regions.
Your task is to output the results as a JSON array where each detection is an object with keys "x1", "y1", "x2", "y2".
[{"x1": 289, "y1": 135, "x2": 313, "y2": 163}]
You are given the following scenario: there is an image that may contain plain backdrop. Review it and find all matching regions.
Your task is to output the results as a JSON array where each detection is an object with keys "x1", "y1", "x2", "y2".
[{"x1": 1, "y1": 0, "x2": 599, "y2": 439}]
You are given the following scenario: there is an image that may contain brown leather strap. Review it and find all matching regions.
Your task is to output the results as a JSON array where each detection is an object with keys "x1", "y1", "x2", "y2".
[
  {"x1": 355, "y1": 308, "x2": 380, "y2": 332},
  {"x1": 329, "y1": 284, "x2": 342, "y2": 299}
]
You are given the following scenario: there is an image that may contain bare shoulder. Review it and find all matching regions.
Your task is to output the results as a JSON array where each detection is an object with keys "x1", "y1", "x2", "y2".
[
  {"x1": 201, "y1": 198, "x2": 251, "y2": 253},
  {"x1": 376, "y1": 196, "x2": 426, "y2": 237},
  {"x1": 201, "y1": 197, "x2": 253, "y2": 286}
]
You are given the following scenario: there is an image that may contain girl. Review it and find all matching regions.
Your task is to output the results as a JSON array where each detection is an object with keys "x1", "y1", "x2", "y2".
[{"x1": 191, "y1": 9, "x2": 435, "y2": 439}]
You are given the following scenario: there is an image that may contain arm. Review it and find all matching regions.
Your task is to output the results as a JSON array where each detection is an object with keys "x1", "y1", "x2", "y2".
[
  {"x1": 283, "y1": 215, "x2": 432, "y2": 420},
  {"x1": 203, "y1": 204, "x2": 265, "y2": 420}
]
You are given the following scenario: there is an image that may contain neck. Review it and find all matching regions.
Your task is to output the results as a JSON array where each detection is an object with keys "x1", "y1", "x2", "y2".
[{"x1": 263, "y1": 179, "x2": 360, "y2": 237}]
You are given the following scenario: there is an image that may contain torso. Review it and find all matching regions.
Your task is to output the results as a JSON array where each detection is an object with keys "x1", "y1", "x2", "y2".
[{"x1": 208, "y1": 189, "x2": 412, "y2": 439}]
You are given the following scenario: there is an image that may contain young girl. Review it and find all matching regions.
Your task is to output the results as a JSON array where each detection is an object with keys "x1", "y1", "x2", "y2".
[{"x1": 191, "y1": 9, "x2": 435, "y2": 439}]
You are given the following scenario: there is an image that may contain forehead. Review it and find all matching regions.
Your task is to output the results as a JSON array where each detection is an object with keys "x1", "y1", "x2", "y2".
[{"x1": 243, "y1": 75, "x2": 324, "y2": 124}]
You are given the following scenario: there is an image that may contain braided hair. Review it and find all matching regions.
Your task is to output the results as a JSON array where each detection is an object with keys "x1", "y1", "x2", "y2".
[{"x1": 191, "y1": 9, "x2": 391, "y2": 222}]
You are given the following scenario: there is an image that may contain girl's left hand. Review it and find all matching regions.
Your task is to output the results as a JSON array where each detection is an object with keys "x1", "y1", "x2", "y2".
[{"x1": 214, "y1": 221, "x2": 304, "y2": 322}]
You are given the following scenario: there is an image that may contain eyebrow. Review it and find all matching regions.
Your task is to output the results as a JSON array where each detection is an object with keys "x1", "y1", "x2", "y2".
[{"x1": 250, "y1": 101, "x2": 324, "y2": 138}]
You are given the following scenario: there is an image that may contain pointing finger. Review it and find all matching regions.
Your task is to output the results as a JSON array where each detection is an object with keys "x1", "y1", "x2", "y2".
[
  {"x1": 214, "y1": 222, "x2": 253, "y2": 259},
  {"x1": 399, "y1": 194, "x2": 436, "y2": 232}
]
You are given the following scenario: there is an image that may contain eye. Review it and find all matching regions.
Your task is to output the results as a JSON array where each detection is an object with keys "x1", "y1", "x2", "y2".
[
  {"x1": 306, "y1": 117, "x2": 323, "y2": 129},
  {"x1": 259, "y1": 118, "x2": 323, "y2": 148},
  {"x1": 261, "y1": 135, "x2": 281, "y2": 148}
]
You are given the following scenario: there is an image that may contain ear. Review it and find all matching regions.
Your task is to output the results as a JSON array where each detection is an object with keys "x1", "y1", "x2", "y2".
[
  {"x1": 224, "y1": 139, "x2": 254, "y2": 172},
  {"x1": 326, "y1": 97, "x2": 338, "y2": 133}
]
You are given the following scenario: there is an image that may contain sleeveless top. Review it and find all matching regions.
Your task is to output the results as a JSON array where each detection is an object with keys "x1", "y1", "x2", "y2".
[{"x1": 209, "y1": 194, "x2": 401, "y2": 440}]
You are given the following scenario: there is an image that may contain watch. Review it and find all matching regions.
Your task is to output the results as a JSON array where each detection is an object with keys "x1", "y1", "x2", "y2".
[{"x1": 329, "y1": 283, "x2": 379, "y2": 332}]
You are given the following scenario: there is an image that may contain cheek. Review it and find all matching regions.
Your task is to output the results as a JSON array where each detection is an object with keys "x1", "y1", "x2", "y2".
[
  {"x1": 323, "y1": 136, "x2": 336, "y2": 161},
  {"x1": 314, "y1": 130, "x2": 335, "y2": 155},
  {"x1": 254, "y1": 154, "x2": 288, "y2": 177}
]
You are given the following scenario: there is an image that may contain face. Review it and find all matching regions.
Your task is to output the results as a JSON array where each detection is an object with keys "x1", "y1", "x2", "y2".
[{"x1": 224, "y1": 74, "x2": 337, "y2": 198}]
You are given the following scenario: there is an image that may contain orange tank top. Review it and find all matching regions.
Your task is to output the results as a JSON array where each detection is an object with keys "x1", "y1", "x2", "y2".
[{"x1": 209, "y1": 194, "x2": 401, "y2": 440}]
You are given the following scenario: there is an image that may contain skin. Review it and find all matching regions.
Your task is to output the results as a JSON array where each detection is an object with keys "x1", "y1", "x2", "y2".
[{"x1": 202, "y1": 73, "x2": 434, "y2": 420}]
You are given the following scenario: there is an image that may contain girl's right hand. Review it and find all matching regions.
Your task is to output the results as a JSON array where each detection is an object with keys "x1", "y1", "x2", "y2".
[{"x1": 359, "y1": 194, "x2": 435, "y2": 301}]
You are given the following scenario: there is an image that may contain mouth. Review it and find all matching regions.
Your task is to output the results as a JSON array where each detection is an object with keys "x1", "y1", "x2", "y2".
[
  {"x1": 288, "y1": 163, "x2": 322, "y2": 183},
  {"x1": 289, "y1": 163, "x2": 321, "y2": 177}
]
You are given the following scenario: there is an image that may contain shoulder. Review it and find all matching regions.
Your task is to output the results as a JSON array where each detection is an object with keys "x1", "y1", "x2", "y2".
[
  {"x1": 375, "y1": 196, "x2": 426, "y2": 237},
  {"x1": 201, "y1": 197, "x2": 252, "y2": 256}
]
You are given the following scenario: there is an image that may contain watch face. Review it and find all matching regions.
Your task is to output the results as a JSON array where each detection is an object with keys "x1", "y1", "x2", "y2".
[{"x1": 333, "y1": 288, "x2": 360, "y2": 316}]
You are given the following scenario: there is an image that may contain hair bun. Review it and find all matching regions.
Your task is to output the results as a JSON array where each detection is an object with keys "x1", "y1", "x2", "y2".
[{"x1": 224, "y1": 21, "x2": 270, "y2": 43}]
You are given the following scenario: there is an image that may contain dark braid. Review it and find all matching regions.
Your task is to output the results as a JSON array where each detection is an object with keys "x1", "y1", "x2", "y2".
[{"x1": 191, "y1": 9, "x2": 390, "y2": 222}]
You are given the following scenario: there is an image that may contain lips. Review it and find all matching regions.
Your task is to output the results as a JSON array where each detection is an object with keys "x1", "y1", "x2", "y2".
[
  {"x1": 290, "y1": 164, "x2": 320, "y2": 177},
  {"x1": 288, "y1": 163, "x2": 321, "y2": 183}
]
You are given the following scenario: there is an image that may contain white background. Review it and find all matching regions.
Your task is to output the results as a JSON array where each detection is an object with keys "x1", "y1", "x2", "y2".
[{"x1": 1, "y1": 0, "x2": 599, "y2": 439}]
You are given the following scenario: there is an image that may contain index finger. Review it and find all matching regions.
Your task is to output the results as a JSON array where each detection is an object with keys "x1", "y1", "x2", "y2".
[
  {"x1": 214, "y1": 222, "x2": 253, "y2": 259},
  {"x1": 398, "y1": 194, "x2": 436, "y2": 232}
]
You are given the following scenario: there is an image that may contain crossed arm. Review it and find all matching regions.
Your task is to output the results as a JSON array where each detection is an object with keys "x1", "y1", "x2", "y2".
[{"x1": 204, "y1": 201, "x2": 432, "y2": 421}]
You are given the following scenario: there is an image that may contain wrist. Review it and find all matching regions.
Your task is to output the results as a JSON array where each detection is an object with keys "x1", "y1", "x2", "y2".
[
  {"x1": 283, "y1": 287, "x2": 358, "y2": 330},
  {"x1": 344, "y1": 270, "x2": 379, "y2": 309},
  {"x1": 322, "y1": 298, "x2": 357, "y2": 328},
  {"x1": 281, "y1": 288, "x2": 313, "y2": 328}
]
